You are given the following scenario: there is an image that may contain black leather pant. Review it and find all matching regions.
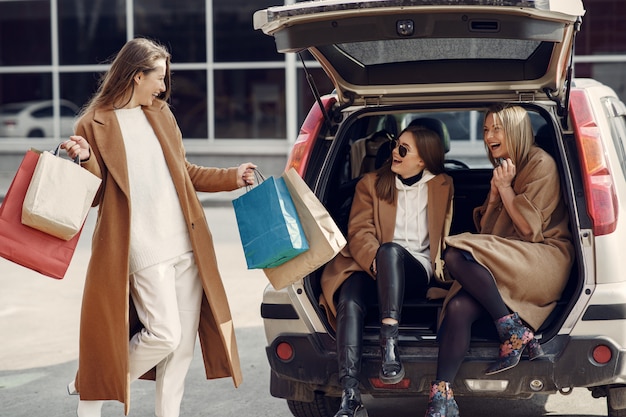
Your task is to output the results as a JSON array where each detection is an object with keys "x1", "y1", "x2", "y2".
[{"x1": 335, "y1": 242, "x2": 429, "y2": 385}]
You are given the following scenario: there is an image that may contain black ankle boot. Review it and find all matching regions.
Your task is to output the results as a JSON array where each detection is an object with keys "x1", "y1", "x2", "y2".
[
  {"x1": 334, "y1": 386, "x2": 368, "y2": 417},
  {"x1": 379, "y1": 323, "x2": 404, "y2": 384}
]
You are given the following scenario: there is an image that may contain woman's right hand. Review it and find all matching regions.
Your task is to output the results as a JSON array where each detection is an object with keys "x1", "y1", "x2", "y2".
[{"x1": 62, "y1": 135, "x2": 91, "y2": 162}]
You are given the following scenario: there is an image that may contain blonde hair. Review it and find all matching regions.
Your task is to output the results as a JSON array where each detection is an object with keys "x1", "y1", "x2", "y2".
[
  {"x1": 484, "y1": 104, "x2": 534, "y2": 167},
  {"x1": 79, "y1": 37, "x2": 171, "y2": 117}
]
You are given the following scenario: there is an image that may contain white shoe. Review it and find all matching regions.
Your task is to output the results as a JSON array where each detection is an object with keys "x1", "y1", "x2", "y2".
[{"x1": 67, "y1": 380, "x2": 78, "y2": 395}]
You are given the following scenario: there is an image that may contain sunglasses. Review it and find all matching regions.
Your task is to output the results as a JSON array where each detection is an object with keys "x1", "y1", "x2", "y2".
[{"x1": 389, "y1": 138, "x2": 410, "y2": 158}]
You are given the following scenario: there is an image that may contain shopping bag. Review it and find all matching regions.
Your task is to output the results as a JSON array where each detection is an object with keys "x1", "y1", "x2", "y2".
[
  {"x1": 263, "y1": 168, "x2": 347, "y2": 290},
  {"x1": 0, "y1": 149, "x2": 83, "y2": 279},
  {"x1": 22, "y1": 145, "x2": 101, "y2": 240},
  {"x1": 232, "y1": 173, "x2": 309, "y2": 269}
]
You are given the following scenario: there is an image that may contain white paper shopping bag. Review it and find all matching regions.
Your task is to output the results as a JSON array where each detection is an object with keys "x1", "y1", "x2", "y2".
[
  {"x1": 263, "y1": 168, "x2": 346, "y2": 290},
  {"x1": 22, "y1": 148, "x2": 101, "y2": 240}
]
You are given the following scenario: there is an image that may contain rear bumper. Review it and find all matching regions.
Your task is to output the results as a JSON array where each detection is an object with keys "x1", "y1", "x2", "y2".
[{"x1": 266, "y1": 333, "x2": 626, "y2": 401}]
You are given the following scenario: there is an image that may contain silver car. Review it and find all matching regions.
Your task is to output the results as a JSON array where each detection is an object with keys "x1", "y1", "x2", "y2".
[
  {"x1": 254, "y1": 1, "x2": 626, "y2": 417},
  {"x1": 0, "y1": 99, "x2": 79, "y2": 138}
]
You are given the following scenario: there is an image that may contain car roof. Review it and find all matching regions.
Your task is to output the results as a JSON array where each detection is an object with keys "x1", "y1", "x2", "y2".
[{"x1": 254, "y1": 0, "x2": 585, "y2": 106}]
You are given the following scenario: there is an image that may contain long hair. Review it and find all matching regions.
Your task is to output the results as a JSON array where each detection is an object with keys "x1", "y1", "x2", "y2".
[
  {"x1": 484, "y1": 104, "x2": 534, "y2": 167},
  {"x1": 375, "y1": 125, "x2": 446, "y2": 203},
  {"x1": 79, "y1": 37, "x2": 172, "y2": 117}
]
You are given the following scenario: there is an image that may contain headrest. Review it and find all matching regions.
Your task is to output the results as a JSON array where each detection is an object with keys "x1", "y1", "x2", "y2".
[{"x1": 407, "y1": 117, "x2": 450, "y2": 153}]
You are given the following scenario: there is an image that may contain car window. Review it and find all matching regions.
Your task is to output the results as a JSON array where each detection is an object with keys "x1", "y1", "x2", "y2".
[
  {"x1": 32, "y1": 106, "x2": 53, "y2": 118},
  {"x1": 60, "y1": 105, "x2": 77, "y2": 117},
  {"x1": 338, "y1": 38, "x2": 542, "y2": 66},
  {"x1": 603, "y1": 96, "x2": 626, "y2": 182}
]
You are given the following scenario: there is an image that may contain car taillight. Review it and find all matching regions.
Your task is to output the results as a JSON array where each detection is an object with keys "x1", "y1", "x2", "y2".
[
  {"x1": 569, "y1": 89, "x2": 618, "y2": 236},
  {"x1": 285, "y1": 95, "x2": 336, "y2": 176},
  {"x1": 3, "y1": 119, "x2": 17, "y2": 128}
]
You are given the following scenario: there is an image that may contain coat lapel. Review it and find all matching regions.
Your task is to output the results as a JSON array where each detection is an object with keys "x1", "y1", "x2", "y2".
[{"x1": 91, "y1": 108, "x2": 131, "y2": 200}]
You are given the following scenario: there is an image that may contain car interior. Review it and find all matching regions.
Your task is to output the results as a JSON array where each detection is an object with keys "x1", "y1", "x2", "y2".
[{"x1": 306, "y1": 106, "x2": 581, "y2": 347}]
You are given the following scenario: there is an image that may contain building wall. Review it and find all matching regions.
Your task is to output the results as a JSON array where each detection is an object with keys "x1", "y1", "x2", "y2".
[{"x1": 0, "y1": 0, "x2": 624, "y2": 176}]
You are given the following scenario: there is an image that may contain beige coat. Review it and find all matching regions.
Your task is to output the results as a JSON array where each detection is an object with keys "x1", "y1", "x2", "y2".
[
  {"x1": 320, "y1": 171, "x2": 454, "y2": 328},
  {"x1": 444, "y1": 146, "x2": 574, "y2": 330},
  {"x1": 73, "y1": 100, "x2": 242, "y2": 413}
]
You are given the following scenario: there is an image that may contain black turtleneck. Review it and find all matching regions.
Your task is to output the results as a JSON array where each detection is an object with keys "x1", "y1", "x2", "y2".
[{"x1": 399, "y1": 170, "x2": 424, "y2": 186}]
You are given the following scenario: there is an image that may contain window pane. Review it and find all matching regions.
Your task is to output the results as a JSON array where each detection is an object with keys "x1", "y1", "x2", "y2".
[
  {"x1": 215, "y1": 69, "x2": 285, "y2": 139},
  {"x1": 577, "y1": 0, "x2": 626, "y2": 55},
  {"x1": 170, "y1": 70, "x2": 208, "y2": 139},
  {"x1": 339, "y1": 38, "x2": 541, "y2": 66},
  {"x1": 0, "y1": 1, "x2": 51, "y2": 65},
  {"x1": 214, "y1": 0, "x2": 282, "y2": 62},
  {"x1": 134, "y1": 0, "x2": 206, "y2": 63},
  {"x1": 60, "y1": 72, "x2": 103, "y2": 114},
  {"x1": 0, "y1": 73, "x2": 52, "y2": 106},
  {"x1": 57, "y1": 0, "x2": 126, "y2": 65}
]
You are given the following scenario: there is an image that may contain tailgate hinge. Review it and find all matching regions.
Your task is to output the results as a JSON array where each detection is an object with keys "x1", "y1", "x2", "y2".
[
  {"x1": 518, "y1": 92, "x2": 536, "y2": 102},
  {"x1": 363, "y1": 96, "x2": 383, "y2": 107}
]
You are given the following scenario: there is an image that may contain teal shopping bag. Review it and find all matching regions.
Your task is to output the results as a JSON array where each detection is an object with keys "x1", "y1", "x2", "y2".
[{"x1": 232, "y1": 175, "x2": 309, "y2": 269}]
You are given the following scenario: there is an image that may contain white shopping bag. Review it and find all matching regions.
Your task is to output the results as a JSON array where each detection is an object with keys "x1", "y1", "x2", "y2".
[
  {"x1": 22, "y1": 147, "x2": 101, "y2": 240},
  {"x1": 263, "y1": 168, "x2": 346, "y2": 290}
]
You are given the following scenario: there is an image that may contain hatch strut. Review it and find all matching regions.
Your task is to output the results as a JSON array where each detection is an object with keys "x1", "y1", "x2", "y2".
[
  {"x1": 545, "y1": 16, "x2": 582, "y2": 129},
  {"x1": 298, "y1": 52, "x2": 333, "y2": 130}
]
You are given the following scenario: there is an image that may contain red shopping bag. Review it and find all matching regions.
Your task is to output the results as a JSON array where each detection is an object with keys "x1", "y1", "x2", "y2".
[{"x1": 0, "y1": 149, "x2": 82, "y2": 279}]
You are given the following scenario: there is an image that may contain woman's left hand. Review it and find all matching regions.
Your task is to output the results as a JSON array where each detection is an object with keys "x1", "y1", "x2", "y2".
[
  {"x1": 237, "y1": 162, "x2": 257, "y2": 187},
  {"x1": 492, "y1": 157, "x2": 516, "y2": 193}
]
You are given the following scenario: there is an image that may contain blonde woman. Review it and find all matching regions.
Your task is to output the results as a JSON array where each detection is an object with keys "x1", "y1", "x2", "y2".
[{"x1": 425, "y1": 104, "x2": 574, "y2": 417}]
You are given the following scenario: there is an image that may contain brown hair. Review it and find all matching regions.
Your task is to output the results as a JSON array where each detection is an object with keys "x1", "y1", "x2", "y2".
[
  {"x1": 79, "y1": 37, "x2": 172, "y2": 117},
  {"x1": 375, "y1": 125, "x2": 446, "y2": 203},
  {"x1": 484, "y1": 104, "x2": 534, "y2": 167}
]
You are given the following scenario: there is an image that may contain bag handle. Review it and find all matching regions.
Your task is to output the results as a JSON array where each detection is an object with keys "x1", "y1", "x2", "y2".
[
  {"x1": 51, "y1": 142, "x2": 81, "y2": 165},
  {"x1": 245, "y1": 169, "x2": 266, "y2": 191}
]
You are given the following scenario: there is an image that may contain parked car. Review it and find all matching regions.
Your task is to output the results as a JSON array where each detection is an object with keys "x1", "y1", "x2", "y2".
[
  {"x1": 253, "y1": 1, "x2": 626, "y2": 416},
  {"x1": 0, "y1": 99, "x2": 79, "y2": 138}
]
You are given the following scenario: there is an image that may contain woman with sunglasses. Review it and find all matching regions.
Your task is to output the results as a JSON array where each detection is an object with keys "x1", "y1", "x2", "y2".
[{"x1": 319, "y1": 125, "x2": 454, "y2": 417}]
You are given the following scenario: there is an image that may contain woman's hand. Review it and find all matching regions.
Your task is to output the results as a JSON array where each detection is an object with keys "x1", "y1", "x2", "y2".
[
  {"x1": 492, "y1": 158, "x2": 515, "y2": 191},
  {"x1": 237, "y1": 162, "x2": 258, "y2": 187},
  {"x1": 489, "y1": 158, "x2": 515, "y2": 202},
  {"x1": 61, "y1": 135, "x2": 91, "y2": 162}
]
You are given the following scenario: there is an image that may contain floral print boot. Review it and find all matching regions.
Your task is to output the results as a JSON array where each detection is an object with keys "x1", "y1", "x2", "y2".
[
  {"x1": 424, "y1": 380, "x2": 459, "y2": 417},
  {"x1": 485, "y1": 312, "x2": 544, "y2": 375}
]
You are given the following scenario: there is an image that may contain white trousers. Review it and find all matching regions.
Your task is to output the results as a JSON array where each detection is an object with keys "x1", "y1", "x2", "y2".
[{"x1": 78, "y1": 252, "x2": 203, "y2": 417}]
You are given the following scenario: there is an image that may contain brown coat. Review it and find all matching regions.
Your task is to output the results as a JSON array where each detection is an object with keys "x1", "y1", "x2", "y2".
[
  {"x1": 73, "y1": 100, "x2": 242, "y2": 413},
  {"x1": 320, "y1": 171, "x2": 454, "y2": 328},
  {"x1": 444, "y1": 146, "x2": 574, "y2": 330}
]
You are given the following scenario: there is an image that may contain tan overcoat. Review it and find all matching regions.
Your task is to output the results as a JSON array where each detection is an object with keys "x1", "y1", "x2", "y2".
[
  {"x1": 444, "y1": 146, "x2": 574, "y2": 330},
  {"x1": 73, "y1": 99, "x2": 242, "y2": 414},
  {"x1": 320, "y1": 171, "x2": 454, "y2": 328}
]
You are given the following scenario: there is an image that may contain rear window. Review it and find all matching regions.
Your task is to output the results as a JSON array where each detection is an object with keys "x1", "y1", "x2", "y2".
[{"x1": 339, "y1": 38, "x2": 542, "y2": 66}]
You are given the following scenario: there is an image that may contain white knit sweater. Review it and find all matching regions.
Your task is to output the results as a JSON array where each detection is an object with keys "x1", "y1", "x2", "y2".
[
  {"x1": 393, "y1": 169, "x2": 434, "y2": 280},
  {"x1": 115, "y1": 107, "x2": 192, "y2": 273}
]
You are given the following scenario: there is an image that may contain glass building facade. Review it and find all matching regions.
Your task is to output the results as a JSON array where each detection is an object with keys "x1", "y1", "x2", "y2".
[{"x1": 0, "y1": 0, "x2": 624, "y2": 156}]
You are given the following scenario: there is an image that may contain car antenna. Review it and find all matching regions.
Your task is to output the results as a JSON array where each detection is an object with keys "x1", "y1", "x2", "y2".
[{"x1": 298, "y1": 52, "x2": 333, "y2": 130}]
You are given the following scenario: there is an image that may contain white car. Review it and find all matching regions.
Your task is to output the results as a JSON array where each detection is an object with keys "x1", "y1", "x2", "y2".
[
  {"x1": 0, "y1": 100, "x2": 79, "y2": 138},
  {"x1": 253, "y1": 1, "x2": 626, "y2": 417}
]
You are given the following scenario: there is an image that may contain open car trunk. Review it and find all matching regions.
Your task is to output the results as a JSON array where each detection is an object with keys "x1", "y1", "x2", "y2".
[{"x1": 303, "y1": 102, "x2": 583, "y2": 348}]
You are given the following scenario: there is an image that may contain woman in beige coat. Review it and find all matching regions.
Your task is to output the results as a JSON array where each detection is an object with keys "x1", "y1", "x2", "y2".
[
  {"x1": 424, "y1": 104, "x2": 574, "y2": 417},
  {"x1": 61, "y1": 38, "x2": 255, "y2": 417},
  {"x1": 320, "y1": 126, "x2": 454, "y2": 417}
]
